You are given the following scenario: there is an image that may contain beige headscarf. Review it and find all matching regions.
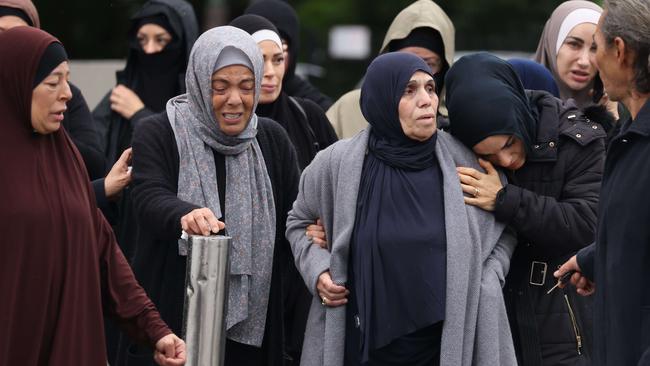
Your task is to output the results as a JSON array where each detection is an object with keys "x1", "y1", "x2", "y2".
[
  {"x1": 0, "y1": 0, "x2": 39, "y2": 28},
  {"x1": 534, "y1": 0, "x2": 602, "y2": 106}
]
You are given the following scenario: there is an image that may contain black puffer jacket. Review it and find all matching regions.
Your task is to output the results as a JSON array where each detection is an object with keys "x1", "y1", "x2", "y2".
[{"x1": 498, "y1": 91, "x2": 606, "y2": 366}]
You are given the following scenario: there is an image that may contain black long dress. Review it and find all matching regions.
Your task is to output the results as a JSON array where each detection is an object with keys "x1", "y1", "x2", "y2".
[{"x1": 114, "y1": 112, "x2": 301, "y2": 366}]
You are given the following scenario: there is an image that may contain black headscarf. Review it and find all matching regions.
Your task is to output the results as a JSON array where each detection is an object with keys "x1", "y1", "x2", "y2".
[
  {"x1": 33, "y1": 42, "x2": 67, "y2": 87},
  {"x1": 351, "y1": 52, "x2": 446, "y2": 362},
  {"x1": 127, "y1": 10, "x2": 183, "y2": 112},
  {"x1": 446, "y1": 52, "x2": 538, "y2": 151},
  {"x1": 360, "y1": 52, "x2": 437, "y2": 170},
  {"x1": 230, "y1": 13, "x2": 318, "y2": 169},
  {"x1": 244, "y1": 0, "x2": 299, "y2": 89},
  {"x1": 388, "y1": 27, "x2": 447, "y2": 94}
]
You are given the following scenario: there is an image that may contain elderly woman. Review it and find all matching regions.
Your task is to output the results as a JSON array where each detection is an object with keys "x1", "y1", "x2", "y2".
[
  {"x1": 120, "y1": 26, "x2": 301, "y2": 366},
  {"x1": 286, "y1": 52, "x2": 517, "y2": 366},
  {"x1": 445, "y1": 53, "x2": 606, "y2": 366},
  {"x1": 0, "y1": 26, "x2": 185, "y2": 366}
]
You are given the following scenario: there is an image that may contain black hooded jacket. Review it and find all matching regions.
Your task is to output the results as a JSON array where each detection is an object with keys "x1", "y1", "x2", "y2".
[{"x1": 498, "y1": 91, "x2": 606, "y2": 366}]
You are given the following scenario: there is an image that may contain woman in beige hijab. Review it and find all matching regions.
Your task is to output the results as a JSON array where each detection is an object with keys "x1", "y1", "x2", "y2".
[
  {"x1": 534, "y1": 1, "x2": 609, "y2": 109},
  {"x1": 326, "y1": 0, "x2": 455, "y2": 139}
]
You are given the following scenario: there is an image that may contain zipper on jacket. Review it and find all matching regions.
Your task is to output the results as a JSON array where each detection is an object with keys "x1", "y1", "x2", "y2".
[{"x1": 564, "y1": 294, "x2": 583, "y2": 355}]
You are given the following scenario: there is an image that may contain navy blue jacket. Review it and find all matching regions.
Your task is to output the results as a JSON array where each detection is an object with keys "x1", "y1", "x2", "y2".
[{"x1": 578, "y1": 99, "x2": 650, "y2": 365}]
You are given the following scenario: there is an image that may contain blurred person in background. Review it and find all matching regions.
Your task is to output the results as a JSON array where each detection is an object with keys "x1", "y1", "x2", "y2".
[
  {"x1": 555, "y1": 0, "x2": 650, "y2": 364},
  {"x1": 230, "y1": 14, "x2": 338, "y2": 171},
  {"x1": 535, "y1": 0, "x2": 620, "y2": 131},
  {"x1": 326, "y1": 0, "x2": 454, "y2": 138},
  {"x1": 508, "y1": 58, "x2": 561, "y2": 98},
  {"x1": 118, "y1": 26, "x2": 301, "y2": 366},
  {"x1": 92, "y1": 0, "x2": 198, "y2": 168},
  {"x1": 0, "y1": 26, "x2": 185, "y2": 366},
  {"x1": 446, "y1": 52, "x2": 606, "y2": 366},
  {"x1": 245, "y1": 0, "x2": 334, "y2": 111},
  {"x1": 0, "y1": 0, "x2": 106, "y2": 180}
]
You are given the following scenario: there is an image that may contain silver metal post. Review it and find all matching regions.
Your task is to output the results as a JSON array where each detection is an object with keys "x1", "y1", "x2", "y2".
[{"x1": 182, "y1": 235, "x2": 231, "y2": 366}]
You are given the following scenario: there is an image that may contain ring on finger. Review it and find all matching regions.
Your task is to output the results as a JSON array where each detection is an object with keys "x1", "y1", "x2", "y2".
[
  {"x1": 474, "y1": 187, "x2": 480, "y2": 197},
  {"x1": 321, "y1": 296, "x2": 328, "y2": 306}
]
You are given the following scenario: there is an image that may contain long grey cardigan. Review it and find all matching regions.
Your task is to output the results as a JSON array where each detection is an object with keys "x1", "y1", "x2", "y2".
[{"x1": 286, "y1": 128, "x2": 518, "y2": 366}]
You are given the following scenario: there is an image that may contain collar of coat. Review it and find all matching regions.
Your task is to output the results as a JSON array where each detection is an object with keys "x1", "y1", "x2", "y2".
[{"x1": 525, "y1": 90, "x2": 606, "y2": 163}]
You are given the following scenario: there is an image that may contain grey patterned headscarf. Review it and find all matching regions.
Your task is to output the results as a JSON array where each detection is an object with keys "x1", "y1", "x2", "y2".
[{"x1": 166, "y1": 25, "x2": 276, "y2": 347}]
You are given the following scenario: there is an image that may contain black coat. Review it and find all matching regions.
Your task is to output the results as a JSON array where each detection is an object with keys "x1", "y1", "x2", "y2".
[
  {"x1": 114, "y1": 112, "x2": 301, "y2": 366},
  {"x1": 577, "y1": 100, "x2": 650, "y2": 365},
  {"x1": 498, "y1": 91, "x2": 606, "y2": 366},
  {"x1": 62, "y1": 83, "x2": 105, "y2": 180}
]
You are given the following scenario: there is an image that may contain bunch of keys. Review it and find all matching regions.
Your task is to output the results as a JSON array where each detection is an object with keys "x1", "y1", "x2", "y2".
[{"x1": 546, "y1": 270, "x2": 576, "y2": 294}]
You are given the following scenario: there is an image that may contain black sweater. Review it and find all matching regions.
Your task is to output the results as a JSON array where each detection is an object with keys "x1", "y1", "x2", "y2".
[{"x1": 117, "y1": 112, "x2": 301, "y2": 366}]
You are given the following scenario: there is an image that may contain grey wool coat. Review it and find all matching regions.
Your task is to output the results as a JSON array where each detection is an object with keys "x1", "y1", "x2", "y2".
[{"x1": 286, "y1": 128, "x2": 518, "y2": 366}]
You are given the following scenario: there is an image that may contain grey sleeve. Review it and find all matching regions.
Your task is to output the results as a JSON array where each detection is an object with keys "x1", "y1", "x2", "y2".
[{"x1": 285, "y1": 152, "x2": 332, "y2": 295}]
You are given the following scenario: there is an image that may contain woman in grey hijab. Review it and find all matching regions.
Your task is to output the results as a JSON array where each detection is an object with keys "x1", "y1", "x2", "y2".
[{"x1": 117, "y1": 26, "x2": 301, "y2": 366}]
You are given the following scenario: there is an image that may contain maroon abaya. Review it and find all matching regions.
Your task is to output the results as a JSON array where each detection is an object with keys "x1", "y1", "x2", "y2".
[{"x1": 0, "y1": 27, "x2": 171, "y2": 365}]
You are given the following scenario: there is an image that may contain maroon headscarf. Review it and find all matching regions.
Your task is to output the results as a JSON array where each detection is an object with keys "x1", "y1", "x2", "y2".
[{"x1": 0, "y1": 27, "x2": 170, "y2": 365}]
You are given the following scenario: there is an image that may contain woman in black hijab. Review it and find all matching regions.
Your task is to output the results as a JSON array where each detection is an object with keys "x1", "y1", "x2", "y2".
[
  {"x1": 245, "y1": 0, "x2": 333, "y2": 111},
  {"x1": 92, "y1": 0, "x2": 198, "y2": 167},
  {"x1": 230, "y1": 14, "x2": 337, "y2": 170},
  {"x1": 288, "y1": 52, "x2": 519, "y2": 366},
  {"x1": 446, "y1": 53, "x2": 605, "y2": 365}
]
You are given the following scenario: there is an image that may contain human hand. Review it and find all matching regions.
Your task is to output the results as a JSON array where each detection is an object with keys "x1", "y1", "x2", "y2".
[
  {"x1": 457, "y1": 158, "x2": 502, "y2": 211},
  {"x1": 180, "y1": 207, "x2": 225, "y2": 236},
  {"x1": 104, "y1": 147, "x2": 133, "y2": 200},
  {"x1": 306, "y1": 218, "x2": 328, "y2": 249},
  {"x1": 110, "y1": 84, "x2": 145, "y2": 119},
  {"x1": 317, "y1": 271, "x2": 348, "y2": 307},
  {"x1": 554, "y1": 255, "x2": 595, "y2": 296},
  {"x1": 154, "y1": 333, "x2": 186, "y2": 366}
]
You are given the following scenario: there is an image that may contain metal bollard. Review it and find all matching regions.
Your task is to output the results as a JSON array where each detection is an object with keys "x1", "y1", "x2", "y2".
[{"x1": 182, "y1": 235, "x2": 231, "y2": 366}]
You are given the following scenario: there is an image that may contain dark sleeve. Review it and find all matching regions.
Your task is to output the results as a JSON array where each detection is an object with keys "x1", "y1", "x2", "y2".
[
  {"x1": 130, "y1": 107, "x2": 156, "y2": 130},
  {"x1": 97, "y1": 206, "x2": 171, "y2": 346},
  {"x1": 62, "y1": 84, "x2": 106, "y2": 180},
  {"x1": 576, "y1": 243, "x2": 595, "y2": 281},
  {"x1": 91, "y1": 92, "x2": 114, "y2": 156},
  {"x1": 494, "y1": 138, "x2": 605, "y2": 256},
  {"x1": 302, "y1": 99, "x2": 339, "y2": 150},
  {"x1": 92, "y1": 178, "x2": 108, "y2": 212},
  {"x1": 130, "y1": 114, "x2": 200, "y2": 241}
]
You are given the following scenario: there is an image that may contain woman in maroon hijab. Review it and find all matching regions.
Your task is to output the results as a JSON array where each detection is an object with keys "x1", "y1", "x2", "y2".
[{"x1": 0, "y1": 27, "x2": 186, "y2": 366}]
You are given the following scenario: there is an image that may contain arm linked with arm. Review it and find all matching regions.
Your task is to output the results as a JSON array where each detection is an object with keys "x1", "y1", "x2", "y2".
[{"x1": 285, "y1": 153, "x2": 332, "y2": 295}]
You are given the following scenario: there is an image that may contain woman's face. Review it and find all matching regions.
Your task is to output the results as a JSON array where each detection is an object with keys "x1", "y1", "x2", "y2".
[
  {"x1": 258, "y1": 40, "x2": 285, "y2": 104},
  {"x1": 211, "y1": 65, "x2": 255, "y2": 136},
  {"x1": 556, "y1": 22, "x2": 598, "y2": 92},
  {"x1": 31, "y1": 61, "x2": 72, "y2": 134},
  {"x1": 473, "y1": 134, "x2": 526, "y2": 171},
  {"x1": 137, "y1": 23, "x2": 172, "y2": 54},
  {"x1": 397, "y1": 71, "x2": 438, "y2": 141},
  {"x1": 399, "y1": 47, "x2": 444, "y2": 75}
]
